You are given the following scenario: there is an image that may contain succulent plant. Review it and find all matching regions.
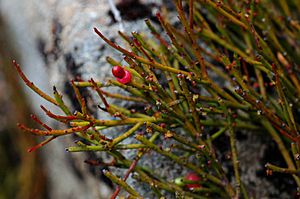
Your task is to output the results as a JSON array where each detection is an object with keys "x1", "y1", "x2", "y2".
[{"x1": 15, "y1": 0, "x2": 300, "y2": 198}]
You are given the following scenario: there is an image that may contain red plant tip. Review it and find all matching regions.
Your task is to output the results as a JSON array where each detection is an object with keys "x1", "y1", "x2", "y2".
[
  {"x1": 185, "y1": 172, "x2": 201, "y2": 189},
  {"x1": 93, "y1": 27, "x2": 99, "y2": 32},
  {"x1": 112, "y1": 66, "x2": 126, "y2": 78},
  {"x1": 27, "y1": 144, "x2": 42, "y2": 153},
  {"x1": 112, "y1": 66, "x2": 132, "y2": 84},
  {"x1": 156, "y1": 12, "x2": 162, "y2": 18}
]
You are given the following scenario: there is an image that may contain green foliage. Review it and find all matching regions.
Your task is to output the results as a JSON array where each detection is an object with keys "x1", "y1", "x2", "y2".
[{"x1": 15, "y1": 0, "x2": 300, "y2": 198}]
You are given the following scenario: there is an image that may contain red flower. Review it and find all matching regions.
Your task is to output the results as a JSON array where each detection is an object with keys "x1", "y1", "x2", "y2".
[
  {"x1": 185, "y1": 172, "x2": 201, "y2": 189},
  {"x1": 112, "y1": 66, "x2": 132, "y2": 84}
]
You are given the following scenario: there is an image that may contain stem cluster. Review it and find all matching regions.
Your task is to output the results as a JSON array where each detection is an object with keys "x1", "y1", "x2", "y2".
[{"x1": 15, "y1": 0, "x2": 300, "y2": 198}]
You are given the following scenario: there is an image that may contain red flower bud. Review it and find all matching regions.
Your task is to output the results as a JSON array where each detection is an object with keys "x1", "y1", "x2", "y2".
[
  {"x1": 112, "y1": 66, "x2": 132, "y2": 84},
  {"x1": 185, "y1": 172, "x2": 201, "y2": 189},
  {"x1": 112, "y1": 66, "x2": 125, "y2": 78}
]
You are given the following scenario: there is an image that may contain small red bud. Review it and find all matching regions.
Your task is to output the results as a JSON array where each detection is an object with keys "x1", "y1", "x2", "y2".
[
  {"x1": 266, "y1": 169, "x2": 273, "y2": 176},
  {"x1": 159, "y1": 123, "x2": 166, "y2": 128},
  {"x1": 185, "y1": 172, "x2": 201, "y2": 189},
  {"x1": 112, "y1": 66, "x2": 132, "y2": 84},
  {"x1": 116, "y1": 70, "x2": 131, "y2": 84},
  {"x1": 253, "y1": 82, "x2": 259, "y2": 89},
  {"x1": 112, "y1": 66, "x2": 125, "y2": 78}
]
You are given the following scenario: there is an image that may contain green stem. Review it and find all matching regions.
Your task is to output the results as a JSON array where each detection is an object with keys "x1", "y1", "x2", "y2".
[
  {"x1": 110, "y1": 123, "x2": 143, "y2": 147},
  {"x1": 262, "y1": 120, "x2": 300, "y2": 187},
  {"x1": 228, "y1": 122, "x2": 241, "y2": 197},
  {"x1": 265, "y1": 163, "x2": 300, "y2": 175},
  {"x1": 103, "y1": 170, "x2": 142, "y2": 198},
  {"x1": 67, "y1": 143, "x2": 148, "y2": 152}
]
